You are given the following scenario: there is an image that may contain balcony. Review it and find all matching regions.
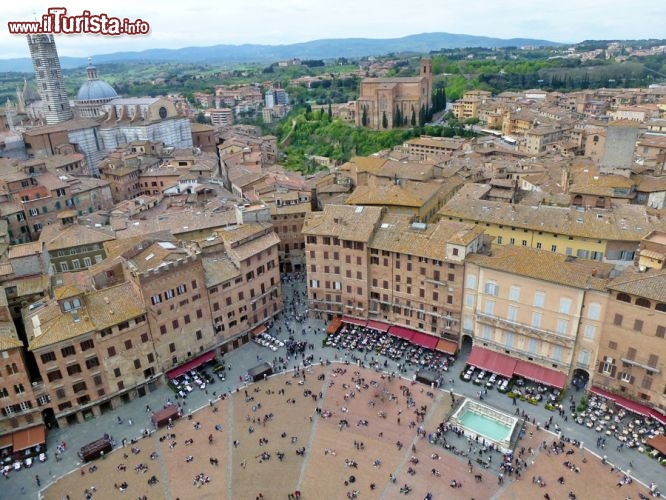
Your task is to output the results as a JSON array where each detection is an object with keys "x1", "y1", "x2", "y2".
[
  {"x1": 621, "y1": 358, "x2": 661, "y2": 374},
  {"x1": 476, "y1": 313, "x2": 574, "y2": 347}
]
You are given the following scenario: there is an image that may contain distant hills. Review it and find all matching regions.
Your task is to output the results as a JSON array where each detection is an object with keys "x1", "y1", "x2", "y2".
[{"x1": 0, "y1": 32, "x2": 563, "y2": 73}]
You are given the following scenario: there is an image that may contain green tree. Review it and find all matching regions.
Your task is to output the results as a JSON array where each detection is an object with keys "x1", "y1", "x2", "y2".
[
  {"x1": 361, "y1": 105, "x2": 368, "y2": 127},
  {"x1": 328, "y1": 102, "x2": 333, "y2": 120},
  {"x1": 411, "y1": 106, "x2": 416, "y2": 127},
  {"x1": 196, "y1": 111, "x2": 209, "y2": 124},
  {"x1": 382, "y1": 111, "x2": 388, "y2": 129},
  {"x1": 393, "y1": 105, "x2": 403, "y2": 128}
]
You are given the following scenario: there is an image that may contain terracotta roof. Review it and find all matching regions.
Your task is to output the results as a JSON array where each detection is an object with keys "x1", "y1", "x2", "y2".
[
  {"x1": 367, "y1": 159, "x2": 437, "y2": 182},
  {"x1": 28, "y1": 281, "x2": 145, "y2": 349},
  {"x1": 8, "y1": 241, "x2": 43, "y2": 259},
  {"x1": 53, "y1": 285, "x2": 83, "y2": 300},
  {"x1": 267, "y1": 202, "x2": 312, "y2": 216},
  {"x1": 0, "y1": 262, "x2": 14, "y2": 277},
  {"x1": 202, "y1": 255, "x2": 240, "y2": 287},
  {"x1": 127, "y1": 241, "x2": 191, "y2": 273},
  {"x1": 36, "y1": 171, "x2": 68, "y2": 191},
  {"x1": 346, "y1": 181, "x2": 442, "y2": 208},
  {"x1": 635, "y1": 175, "x2": 666, "y2": 193},
  {"x1": 569, "y1": 171, "x2": 635, "y2": 198},
  {"x1": 103, "y1": 235, "x2": 165, "y2": 260},
  {"x1": 3, "y1": 275, "x2": 49, "y2": 297},
  {"x1": 40, "y1": 224, "x2": 115, "y2": 251},
  {"x1": 439, "y1": 183, "x2": 659, "y2": 241},
  {"x1": 0, "y1": 322, "x2": 22, "y2": 350},
  {"x1": 302, "y1": 205, "x2": 384, "y2": 242},
  {"x1": 345, "y1": 156, "x2": 387, "y2": 175},
  {"x1": 21, "y1": 118, "x2": 99, "y2": 136},
  {"x1": 214, "y1": 224, "x2": 279, "y2": 261},
  {"x1": 607, "y1": 267, "x2": 666, "y2": 303},
  {"x1": 361, "y1": 76, "x2": 423, "y2": 84},
  {"x1": 466, "y1": 246, "x2": 612, "y2": 291},
  {"x1": 115, "y1": 210, "x2": 236, "y2": 239},
  {"x1": 370, "y1": 214, "x2": 483, "y2": 259},
  {"x1": 405, "y1": 137, "x2": 465, "y2": 150}
]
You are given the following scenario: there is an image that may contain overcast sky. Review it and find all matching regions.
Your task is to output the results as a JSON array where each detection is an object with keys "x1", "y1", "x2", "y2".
[{"x1": 2, "y1": 0, "x2": 665, "y2": 59}]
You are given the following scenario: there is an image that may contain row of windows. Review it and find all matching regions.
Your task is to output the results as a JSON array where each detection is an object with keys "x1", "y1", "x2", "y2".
[
  {"x1": 616, "y1": 293, "x2": 666, "y2": 312},
  {"x1": 151, "y1": 282, "x2": 195, "y2": 305},
  {"x1": 100, "y1": 316, "x2": 147, "y2": 338},
  {"x1": 57, "y1": 254, "x2": 103, "y2": 272},
  {"x1": 477, "y1": 281, "x2": 603, "y2": 320},
  {"x1": 107, "y1": 332, "x2": 153, "y2": 357},
  {"x1": 2, "y1": 400, "x2": 33, "y2": 416},
  {"x1": 53, "y1": 373, "x2": 105, "y2": 402},
  {"x1": 56, "y1": 244, "x2": 102, "y2": 256},
  {"x1": 494, "y1": 237, "x2": 604, "y2": 260},
  {"x1": 40, "y1": 338, "x2": 96, "y2": 364},
  {"x1": 612, "y1": 314, "x2": 666, "y2": 337},
  {"x1": 0, "y1": 383, "x2": 25, "y2": 398},
  {"x1": 158, "y1": 310, "x2": 204, "y2": 335}
]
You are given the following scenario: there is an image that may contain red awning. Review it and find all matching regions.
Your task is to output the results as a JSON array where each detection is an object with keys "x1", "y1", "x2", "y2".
[
  {"x1": 366, "y1": 320, "x2": 390, "y2": 332},
  {"x1": 0, "y1": 433, "x2": 12, "y2": 450},
  {"x1": 590, "y1": 386, "x2": 666, "y2": 424},
  {"x1": 12, "y1": 424, "x2": 46, "y2": 452},
  {"x1": 513, "y1": 360, "x2": 567, "y2": 389},
  {"x1": 648, "y1": 435, "x2": 666, "y2": 456},
  {"x1": 342, "y1": 316, "x2": 367, "y2": 327},
  {"x1": 167, "y1": 350, "x2": 217, "y2": 380},
  {"x1": 435, "y1": 338, "x2": 458, "y2": 355},
  {"x1": 252, "y1": 324, "x2": 267, "y2": 337},
  {"x1": 411, "y1": 332, "x2": 439, "y2": 350},
  {"x1": 467, "y1": 346, "x2": 517, "y2": 378},
  {"x1": 327, "y1": 317, "x2": 342, "y2": 335},
  {"x1": 388, "y1": 325, "x2": 415, "y2": 341}
]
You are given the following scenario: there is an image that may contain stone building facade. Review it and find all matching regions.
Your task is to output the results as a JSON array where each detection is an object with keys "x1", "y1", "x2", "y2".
[
  {"x1": 355, "y1": 59, "x2": 432, "y2": 129},
  {"x1": 594, "y1": 268, "x2": 666, "y2": 410},
  {"x1": 303, "y1": 205, "x2": 485, "y2": 347}
]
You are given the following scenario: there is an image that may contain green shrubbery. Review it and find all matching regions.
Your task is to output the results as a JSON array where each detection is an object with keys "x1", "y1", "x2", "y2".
[{"x1": 576, "y1": 395, "x2": 589, "y2": 413}]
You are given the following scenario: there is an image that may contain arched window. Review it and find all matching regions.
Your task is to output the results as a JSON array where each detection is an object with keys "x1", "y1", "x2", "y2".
[
  {"x1": 635, "y1": 297, "x2": 651, "y2": 308},
  {"x1": 63, "y1": 301, "x2": 71, "y2": 311},
  {"x1": 656, "y1": 303, "x2": 666, "y2": 313},
  {"x1": 72, "y1": 298, "x2": 81, "y2": 309},
  {"x1": 573, "y1": 195, "x2": 583, "y2": 206},
  {"x1": 616, "y1": 293, "x2": 631, "y2": 303},
  {"x1": 595, "y1": 197, "x2": 606, "y2": 208},
  {"x1": 379, "y1": 95, "x2": 388, "y2": 112}
]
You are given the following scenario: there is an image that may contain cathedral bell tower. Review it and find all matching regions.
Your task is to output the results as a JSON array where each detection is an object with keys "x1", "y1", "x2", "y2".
[{"x1": 27, "y1": 34, "x2": 73, "y2": 125}]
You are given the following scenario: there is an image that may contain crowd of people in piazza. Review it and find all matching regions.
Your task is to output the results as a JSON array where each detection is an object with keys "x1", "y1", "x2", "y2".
[{"x1": 13, "y1": 272, "x2": 663, "y2": 499}]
